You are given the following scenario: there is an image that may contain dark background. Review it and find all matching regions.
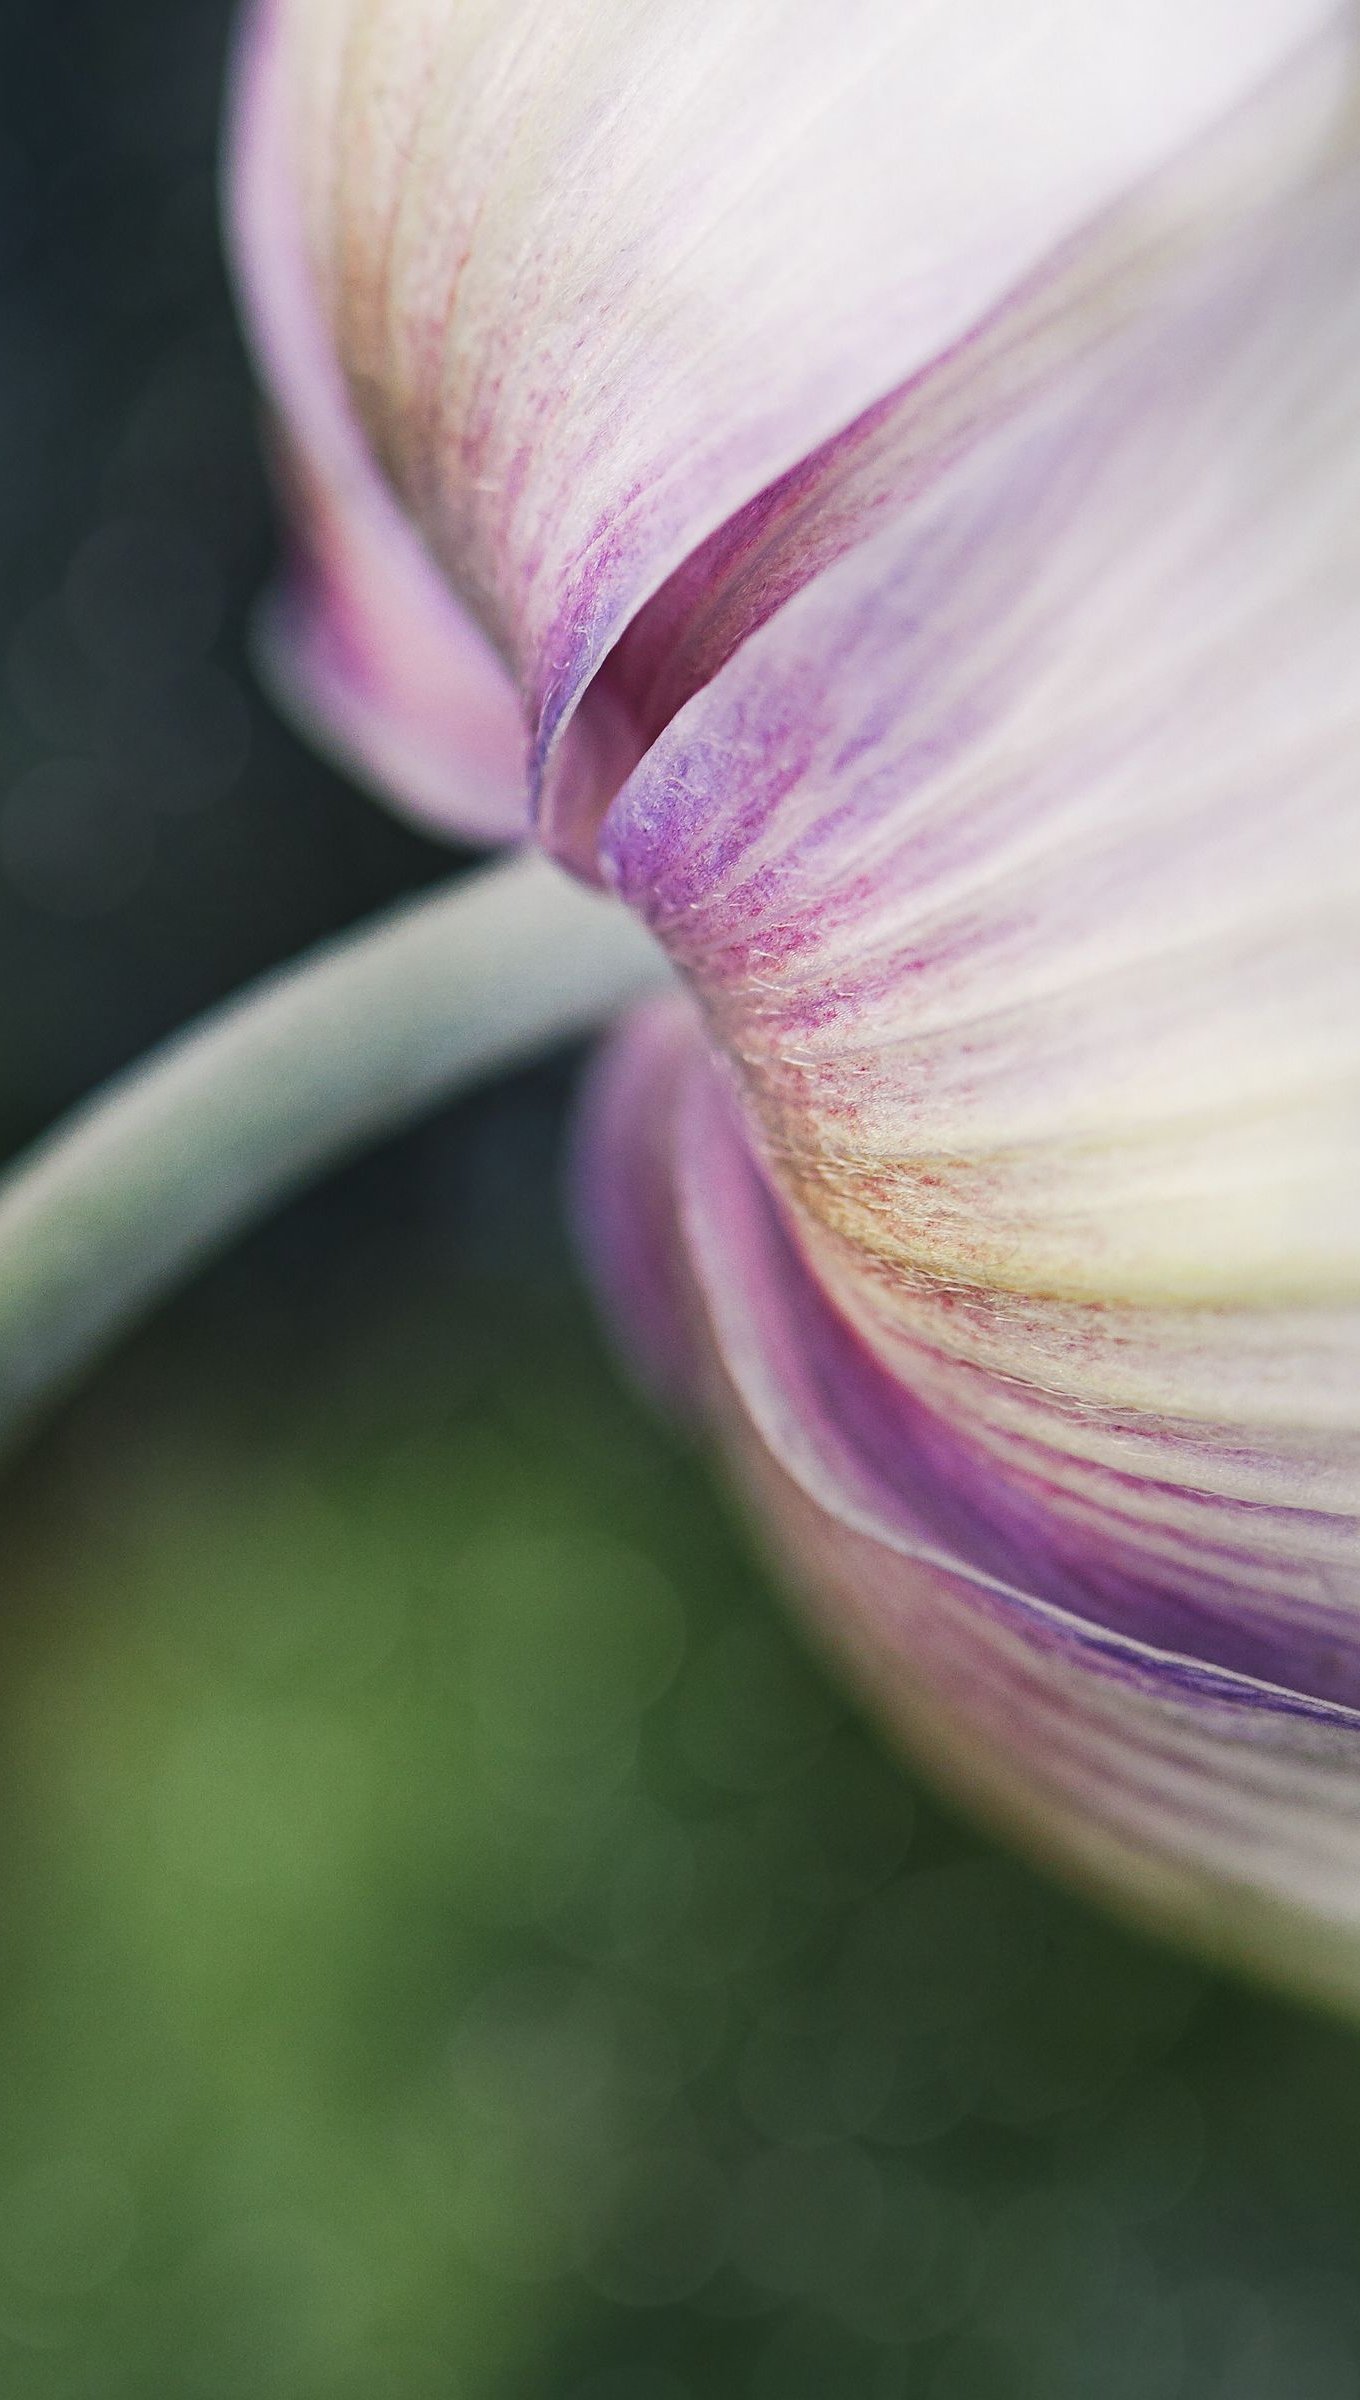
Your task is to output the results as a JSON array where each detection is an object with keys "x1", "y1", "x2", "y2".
[{"x1": 2, "y1": 4, "x2": 1360, "y2": 2396}]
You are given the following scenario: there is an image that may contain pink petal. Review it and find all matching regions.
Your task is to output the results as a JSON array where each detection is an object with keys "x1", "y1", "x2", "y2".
[
  {"x1": 226, "y1": 0, "x2": 528, "y2": 845},
  {"x1": 265, "y1": 0, "x2": 1338, "y2": 869},
  {"x1": 570, "y1": 992, "x2": 707, "y2": 1411},
  {"x1": 673, "y1": 1049, "x2": 1360, "y2": 1998}
]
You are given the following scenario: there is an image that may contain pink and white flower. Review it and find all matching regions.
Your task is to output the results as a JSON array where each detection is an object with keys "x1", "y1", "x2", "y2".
[{"x1": 229, "y1": 0, "x2": 1360, "y2": 1991}]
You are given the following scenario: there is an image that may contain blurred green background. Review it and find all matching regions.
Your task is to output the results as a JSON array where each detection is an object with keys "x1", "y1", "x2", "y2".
[{"x1": 3, "y1": 3, "x2": 1360, "y2": 2394}]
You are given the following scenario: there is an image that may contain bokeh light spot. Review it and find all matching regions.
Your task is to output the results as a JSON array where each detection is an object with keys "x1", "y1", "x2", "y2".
[
  {"x1": 581, "y1": 2146, "x2": 731, "y2": 2309},
  {"x1": 458, "y1": 1532, "x2": 686, "y2": 1766},
  {"x1": 64, "y1": 518, "x2": 222, "y2": 683},
  {"x1": 0, "y1": 2160, "x2": 136, "y2": 2299},
  {"x1": 1, "y1": 758, "x2": 151, "y2": 918},
  {"x1": 675, "y1": 1624, "x2": 835, "y2": 1794}
]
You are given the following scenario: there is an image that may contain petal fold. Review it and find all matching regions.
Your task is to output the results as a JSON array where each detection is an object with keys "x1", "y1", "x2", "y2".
[
  {"x1": 603, "y1": 121, "x2": 1360, "y2": 1313},
  {"x1": 269, "y1": 0, "x2": 1339, "y2": 865}
]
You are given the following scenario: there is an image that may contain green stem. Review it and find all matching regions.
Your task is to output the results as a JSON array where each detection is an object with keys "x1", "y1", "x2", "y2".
[{"x1": 0, "y1": 851, "x2": 669, "y2": 1452}]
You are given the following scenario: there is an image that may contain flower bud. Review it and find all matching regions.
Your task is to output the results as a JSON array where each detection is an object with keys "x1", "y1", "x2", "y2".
[{"x1": 231, "y1": 0, "x2": 1360, "y2": 1993}]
